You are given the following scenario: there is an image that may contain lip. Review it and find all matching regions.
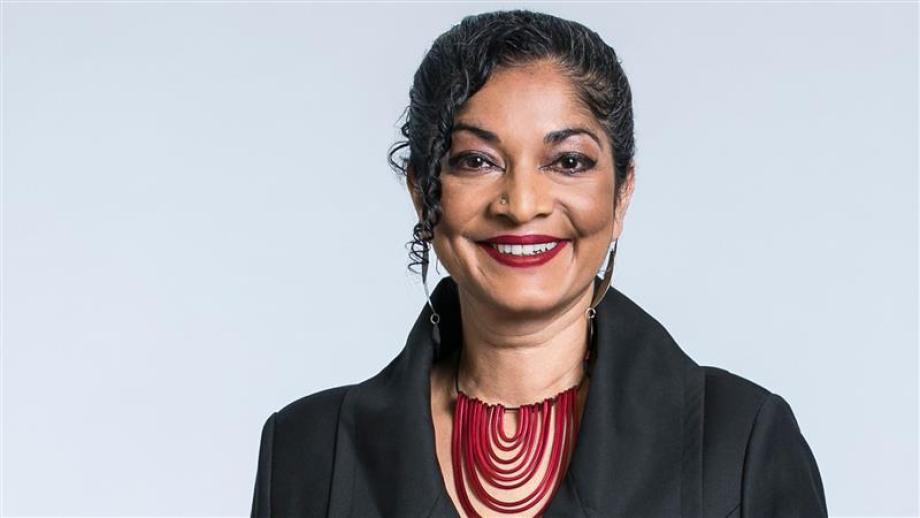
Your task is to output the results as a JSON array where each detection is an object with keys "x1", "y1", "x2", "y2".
[{"x1": 476, "y1": 237, "x2": 570, "y2": 268}]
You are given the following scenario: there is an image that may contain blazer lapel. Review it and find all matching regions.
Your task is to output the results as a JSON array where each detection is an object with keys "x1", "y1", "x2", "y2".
[
  {"x1": 544, "y1": 277, "x2": 705, "y2": 517},
  {"x1": 327, "y1": 276, "x2": 462, "y2": 517},
  {"x1": 327, "y1": 276, "x2": 705, "y2": 518}
]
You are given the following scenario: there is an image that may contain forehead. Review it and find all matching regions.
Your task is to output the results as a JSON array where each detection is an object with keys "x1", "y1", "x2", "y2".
[{"x1": 452, "y1": 60, "x2": 601, "y2": 144}]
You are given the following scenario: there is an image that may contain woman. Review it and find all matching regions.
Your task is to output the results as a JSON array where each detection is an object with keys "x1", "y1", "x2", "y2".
[{"x1": 250, "y1": 9, "x2": 827, "y2": 518}]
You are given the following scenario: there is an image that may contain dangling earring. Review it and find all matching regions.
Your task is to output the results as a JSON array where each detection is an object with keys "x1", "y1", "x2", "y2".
[
  {"x1": 588, "y1": 238, "x2": 618, "y2": 314},
  {"x1": 421, "y1": 238, "x2": 441, "y2": 349},
  {"x1": 584, "y1": 238, "x2": 618, "y2": 370}
]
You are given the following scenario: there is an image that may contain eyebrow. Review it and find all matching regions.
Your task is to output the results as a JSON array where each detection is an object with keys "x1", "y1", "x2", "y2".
[{"x1": 451, "y1": 122, "x2": 603, "y2": 149}]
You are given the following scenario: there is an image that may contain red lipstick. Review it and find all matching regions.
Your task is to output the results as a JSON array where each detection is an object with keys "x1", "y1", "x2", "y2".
[{"x1": 477, "y1": 235, "x2": 569, "y2": 268}]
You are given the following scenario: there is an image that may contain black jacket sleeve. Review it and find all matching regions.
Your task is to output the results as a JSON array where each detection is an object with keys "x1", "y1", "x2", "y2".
[
  {"x1": 250, "y1": 411, "x2": 277, "y2": 518},
  {"x1": 740, "y1": 393, "x2": 828, "y2": 517}
]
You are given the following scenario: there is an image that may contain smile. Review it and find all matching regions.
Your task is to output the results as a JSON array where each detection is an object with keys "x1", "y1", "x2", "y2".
[
  {"x1": 489, "y1": 241, "x2": 559, "y2": 256},
  {"x1": 476, "y1": 239, "x2": 569, "y2": 268}
]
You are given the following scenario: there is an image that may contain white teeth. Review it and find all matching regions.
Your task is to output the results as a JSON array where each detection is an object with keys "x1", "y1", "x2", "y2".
[{"x1": 491, "y1": 241, "x2": 559, "y2": 256}]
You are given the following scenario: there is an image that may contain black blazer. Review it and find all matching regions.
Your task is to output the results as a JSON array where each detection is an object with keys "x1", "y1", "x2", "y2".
[{"x1": 250, "y1": 276, "x2": 827, "y2": 517}]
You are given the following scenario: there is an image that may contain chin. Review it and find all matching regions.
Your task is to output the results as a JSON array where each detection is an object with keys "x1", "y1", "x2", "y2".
[{"x1": 487, "y1": 286, "x2": 563, "y2": 314}]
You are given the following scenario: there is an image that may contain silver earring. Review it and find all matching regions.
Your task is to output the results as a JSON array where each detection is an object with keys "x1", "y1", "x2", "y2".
[
  {"x1": 587, "y1": 238, "x2": 618, "y2": 318},
  {"x1": 421, "y1": 241, "x2": 441, "y2": 347},
  {"x1": 583, "y1": 238, "x2": 618, "y2": 373}
]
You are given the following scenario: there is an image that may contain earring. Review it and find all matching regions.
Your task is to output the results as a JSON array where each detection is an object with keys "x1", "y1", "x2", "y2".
[
  {"x1": 421, "y1": 239, "x2": 441, "y2": 348},
  {"x1": 587, "y1": 238, "x2": 618, "y2": 318},
  {"x1": 584, "y1": 238, "x2": 618, "y2": 367}
]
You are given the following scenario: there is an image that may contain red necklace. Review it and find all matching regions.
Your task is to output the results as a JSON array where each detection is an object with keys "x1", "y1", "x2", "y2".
[{"x1": 449, "y1": 347, "x2": 590, "y2": 517}]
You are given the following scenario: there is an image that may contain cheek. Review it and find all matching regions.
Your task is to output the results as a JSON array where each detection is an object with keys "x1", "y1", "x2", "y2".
[
  {"x1": 430, "y1": 179, "x2": 479, "y2": 264},
  {"x1": 436, "y1": 177, "x2": 486, "y2": 236},
  {"x1": 562, "y1": 182, "x2": 616, "y2": 238}
]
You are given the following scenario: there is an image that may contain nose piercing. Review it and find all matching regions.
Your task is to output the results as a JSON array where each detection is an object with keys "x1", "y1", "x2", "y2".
[{"x1": 499, "y1": 195, "x2": 508, "y2": 205}]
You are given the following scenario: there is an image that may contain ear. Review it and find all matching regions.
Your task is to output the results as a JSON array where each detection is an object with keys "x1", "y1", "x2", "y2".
[
  {"x1": 612, "y1": 160, "x2": 637, "y2": 240},
  {"x1": 406, "y1": 162, "x2": 424, "y2": 221}
]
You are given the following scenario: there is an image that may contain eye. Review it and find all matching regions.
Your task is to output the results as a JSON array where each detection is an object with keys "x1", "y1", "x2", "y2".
[
  {"x1": 447, "y1": 152, "x2": 498, "y2": 172},
  {"x1": 550, "y1": 153, "x2": 597, "y2": 175}
]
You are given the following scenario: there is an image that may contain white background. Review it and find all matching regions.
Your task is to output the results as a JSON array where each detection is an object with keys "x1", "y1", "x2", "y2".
[{"x1": 2, "y1": 2, "x2": 917, "y2": 516}]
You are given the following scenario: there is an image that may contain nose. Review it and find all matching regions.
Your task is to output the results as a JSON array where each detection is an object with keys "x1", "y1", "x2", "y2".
[{"x1": 492, "y1": 164, "x2": 554, "y2": 224}]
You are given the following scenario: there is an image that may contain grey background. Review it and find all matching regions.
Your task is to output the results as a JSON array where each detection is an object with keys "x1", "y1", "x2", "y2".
[{"x1": 1, "y1": 2, "x2": 916, "y2": 516}]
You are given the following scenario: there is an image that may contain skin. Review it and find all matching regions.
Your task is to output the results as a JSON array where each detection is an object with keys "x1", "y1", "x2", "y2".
[{"x1": 406, "y1": 58, "x2": 636, "y2": 517}]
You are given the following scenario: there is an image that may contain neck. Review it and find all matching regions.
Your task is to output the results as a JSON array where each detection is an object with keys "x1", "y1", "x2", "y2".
[{"x1": 453, "y1": 282, "x2": 594, "y2": 407}]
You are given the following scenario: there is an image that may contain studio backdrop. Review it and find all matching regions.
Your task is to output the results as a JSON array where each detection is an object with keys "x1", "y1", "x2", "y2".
[{"x1": 1, "y1": 2, "x2": 917, "y2": 516}]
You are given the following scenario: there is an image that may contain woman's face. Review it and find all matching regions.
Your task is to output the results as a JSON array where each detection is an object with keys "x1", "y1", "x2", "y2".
[{"x1": 409, "y1": 59, "x2": 635, "y2": 318}]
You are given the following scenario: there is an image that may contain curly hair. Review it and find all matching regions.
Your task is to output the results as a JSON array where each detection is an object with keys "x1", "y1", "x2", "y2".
[{"x1": 387, "y1": 9, "x2": 636, "y2": 275}]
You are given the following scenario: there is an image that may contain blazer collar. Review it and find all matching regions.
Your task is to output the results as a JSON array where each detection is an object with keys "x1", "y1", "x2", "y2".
[{"x1": 328, "y1": 276, "x2": 705, "y2": 517}]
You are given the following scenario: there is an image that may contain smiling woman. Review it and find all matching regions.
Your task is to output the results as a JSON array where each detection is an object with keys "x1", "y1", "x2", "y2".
[
  {"x1": 249, "y1": 9, "x2": 828, "y2": 518},
  {"x1": 411, "y1": 60, "x2": 630, "y2": 323}
]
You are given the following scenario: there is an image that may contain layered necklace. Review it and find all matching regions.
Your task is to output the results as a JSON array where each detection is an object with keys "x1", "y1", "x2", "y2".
[
  {"x1": 433, "y1": 240, "x2": 617, "y2": 517},
  {"x1": 449, "y1": 341, "x2": 592, "y2": 517}
]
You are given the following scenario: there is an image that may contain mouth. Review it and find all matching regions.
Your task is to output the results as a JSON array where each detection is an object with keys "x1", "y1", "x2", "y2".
[{"x1": 476, "y1": 235, "x2": 570, "y2": 268}]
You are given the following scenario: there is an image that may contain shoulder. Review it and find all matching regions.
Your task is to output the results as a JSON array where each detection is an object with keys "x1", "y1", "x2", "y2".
[
  {"x1": 250, "y1": 384, "x2": 356, "y2": 517},
  {"x1": 273, "y1": 384, "x2": 355, "y2": 431},
  {"x1": 700, "y1": 365, "x2": 811, "y2": 448},
  {"x1": 699, "y1": 366, "x2": 827, "y2": 517},
  {"x1": 256, "y1": 382, "x2": 357, "y2": 454},
  {"x1": 700, "y1": 365, "x2": 772, "y2": 494},
  {"x1": 702, "y1": 365, "x2": 772, "y2": 425},
  {"x1": 263, "y1": 384, "x2": 357, "y2": 466},
  {"x1": 256, "y1": 384, "x2": 356, "y2": 444}
]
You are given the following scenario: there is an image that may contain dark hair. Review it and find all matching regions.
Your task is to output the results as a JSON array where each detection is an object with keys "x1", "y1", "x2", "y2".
[{"x1": 387, "y1": 9, "x2": 636, "y2": 275}]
